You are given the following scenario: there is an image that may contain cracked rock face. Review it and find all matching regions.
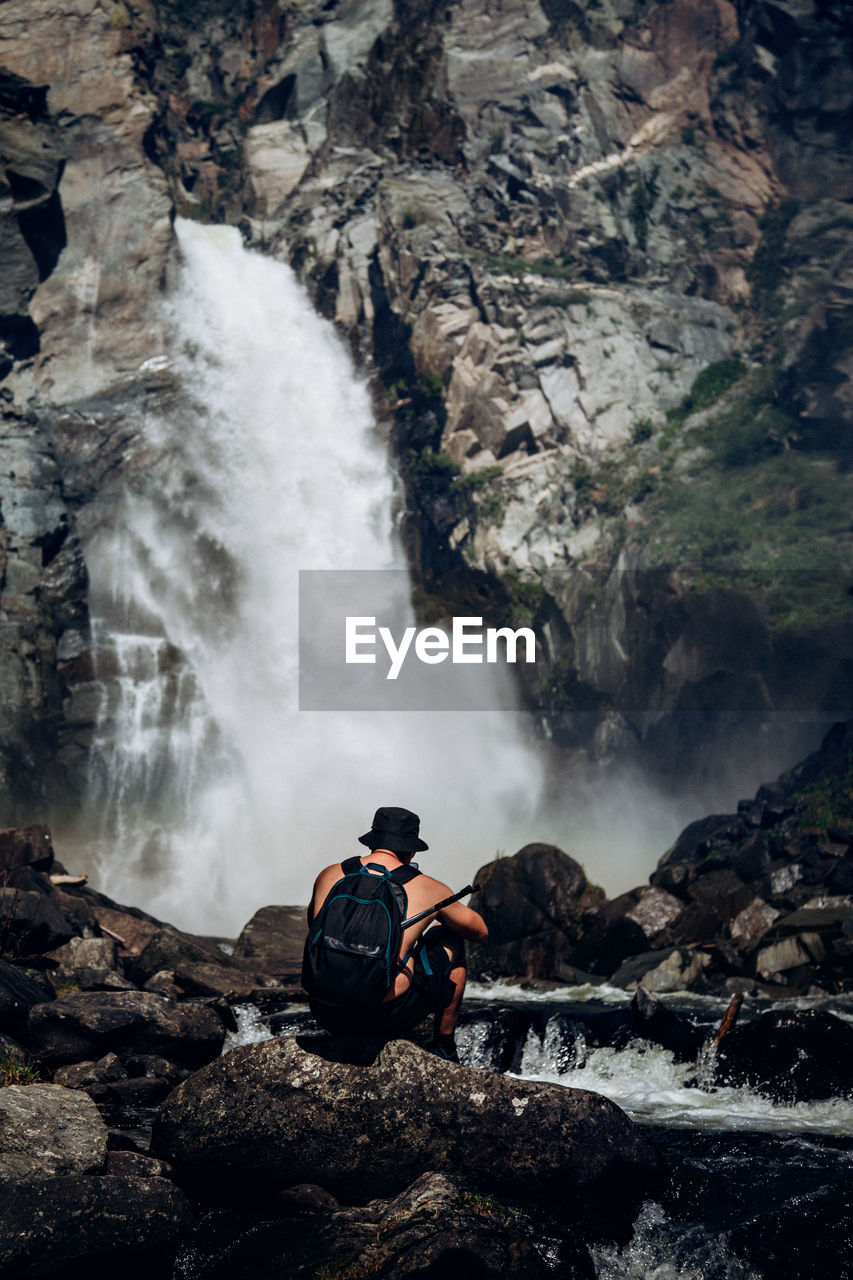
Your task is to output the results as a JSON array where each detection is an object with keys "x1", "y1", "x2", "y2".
[{"x1": 0, "y1": 0, "x2": 850, "y2": 808}]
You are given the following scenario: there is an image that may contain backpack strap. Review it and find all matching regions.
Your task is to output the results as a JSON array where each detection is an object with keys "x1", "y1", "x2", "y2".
[
  {"x1": 339, "y1": 856, "x2": 421, "y2": 883},
  {"x1": 391, "y1": 864, "x2": 421, "y2": 885}
]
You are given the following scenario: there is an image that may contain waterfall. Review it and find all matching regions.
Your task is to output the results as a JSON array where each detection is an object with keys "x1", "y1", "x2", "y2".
[{"x1": 80, "y1": 219, "x2": 542, "y2": 935}]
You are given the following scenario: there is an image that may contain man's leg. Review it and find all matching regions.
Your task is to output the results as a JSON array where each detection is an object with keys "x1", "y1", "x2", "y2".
[{"x1": 422, "y1": 924, "x2": 466, "y2": 1057}]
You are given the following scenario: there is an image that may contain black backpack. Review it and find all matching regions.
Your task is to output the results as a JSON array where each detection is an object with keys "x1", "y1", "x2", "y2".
[{"x1": 302, "y1": 856, "x2": 421, "y2": 1005}]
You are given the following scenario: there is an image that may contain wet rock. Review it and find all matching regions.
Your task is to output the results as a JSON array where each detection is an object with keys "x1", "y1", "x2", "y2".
[
  {"x1": 470, "y1": 844, "x2": 605, "y2": 980},
  {"x1": 456, "y1": 1003, "x2": 532, "y2": 1072},
  {"x1": 154, "y1": 1035, "x2": 660, "y2": 1228},
  {"x1": 105, "y1": 1149, "x2": 173, "y2": 1179},
  {"x1": 52, "y1": 1052, "x2": 127, "y2": 1090},
  {"x1": 0, "y1": 960, "x2": 54, "y2": 1033},
  {"x1": 730, "y1": 1182, "x2": 853, "y2": 1280},
  {"x1": 175, "y1": 1169, "x2": 593, "y2": 1279},
  {"x1": 0, "y1": 1174, "x2": 191, "y2": 1278},
  {"x1": 0, "y1": 1083, "x2": 107, "y2": 1184},
  {"x1": 233, "y1": 904, "x2": 307, "y2": 975},
  {"x1": 26, "y1": 989, "x2": 225, "y2": 1067},
  {"x1": 714, "y1": 1009, "x2": 853, "y2": 1102},
  {"x1": 629, "y1": 987, "x2": 704, "y2": 1062}
]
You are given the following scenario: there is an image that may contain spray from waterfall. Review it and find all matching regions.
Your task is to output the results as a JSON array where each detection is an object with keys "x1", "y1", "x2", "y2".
[{"x1": 80, "y1": 220, "x2": 544, "y2": 934}]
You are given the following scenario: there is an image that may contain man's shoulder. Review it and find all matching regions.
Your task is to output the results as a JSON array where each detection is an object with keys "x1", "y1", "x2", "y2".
[{"x1": 412, "y1": 870, "x2": 450, "y2": 896}]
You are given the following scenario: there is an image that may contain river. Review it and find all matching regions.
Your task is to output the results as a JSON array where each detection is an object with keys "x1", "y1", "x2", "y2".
[{"x1": 225, "y1": 986, "x2": 853, "y2": 1279}]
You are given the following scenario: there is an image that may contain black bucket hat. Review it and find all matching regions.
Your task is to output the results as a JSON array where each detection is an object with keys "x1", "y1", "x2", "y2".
[{"x1": 358, "y1": 806, "x2": 429, "y2": 853}]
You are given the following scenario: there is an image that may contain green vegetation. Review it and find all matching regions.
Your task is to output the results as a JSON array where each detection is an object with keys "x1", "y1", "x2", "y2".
[
  {"x1": 631, "y1": 417, "x2": 654, "y2": 444},
  {"x1": 477, "y1": 251, "x2": 577, "y2": 281},
  {"x1": 453, "y1": 465, "x2": 505, "y2": 524},
  {"x1": 747, "y1": 199, "x2": 800, "y2": 313},
  {"x1": 410, "y1": 446, "x2": 459, "y2": 479},
  {"x1": 665, "y1": 357, "x2": 747, "y2": 432},
  {"x1": 629, "y1": 169, "x2": 659, "y2": 253},
  {"x1": 0, "y1": 1057, "x2": 41, "y2": 1087},
  {"x1": 539, "y1": 290, "x2": 591, "y2": 309},
  {"x1": 789, "y1": 758, "x2": 853, "y2": 837},
  {"x1": 401, "y1": 209, "x2": 419, "y2": 230},
  {"x1": 418, "y1": 369, "x2": 443, "y2": 401},
  {"x1": 502, "y1": 573, "x2": 545, "y2": 623}
]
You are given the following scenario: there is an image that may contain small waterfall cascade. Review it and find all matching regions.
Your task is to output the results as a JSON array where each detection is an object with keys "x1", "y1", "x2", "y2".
[{"x1": 80, "y1": 220, "x2": 542, "y2": 934}]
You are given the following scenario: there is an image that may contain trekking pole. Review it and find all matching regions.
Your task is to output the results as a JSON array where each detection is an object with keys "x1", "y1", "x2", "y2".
[{"x1": 400, "y1": 883, "x2": 482, "y2": 931}]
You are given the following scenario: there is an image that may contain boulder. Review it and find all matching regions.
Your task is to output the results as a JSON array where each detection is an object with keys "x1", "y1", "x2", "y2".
[
  {"x1": 0, "y1": 1031, "x2": 32, "y2": 1069},
  {"x1": 153, "y1": 1036, "x2": 660, "y2": 1228},
  {"x1": 0, "y1": 960, "x2": 54, "y2": 1033},
  {"x1": 0, "y1": 1084, "x2": 107, "y2": 1184},
  {"x1": 0, "y1": 886, "x2": 78, "y2": 953},
  {"x1": 26, "y1": 990, "x2": 225, "y2": 1067},
  {"x1": 46, "y1": 935, "x2": 134, "y2": 991},
  {"x1": 0, "y1": 1174, "x2": 191, "y2": 1278},
  {"x1": 0, "y1": 825, "x2": 54, "y2": 873},
  {"x1": 730, "y1": 1182, "x2": 853, "y2": 1280},
  {"x1": 130, "y1": 926, "x2": 238, "y2": 985},
  {"x1": 172, "y1": 1171, "x2": 593, "y2": 1279},
  {"x1": 469, "y1": 844, "x2": 605, "y2": 980},
  {"x1": 714, "y1": 1009, "x2": 853, "y2": 1101},
  {"x1": 52, "y1": 1051, "x2": 191, "y2": 1106},
  {"x1": 232, "y1": 904, "x2": 307, "y2": 975},
  {"x1": 90, "y1": 905, "x2": 163, "y2": 956},
  {"x1": 567, "y1": 914, "x2": 649, "y2": 977},
  {"x1": 610, "y1": 947, "x2": 711, "y2": 993},
  {"x1": 629, "y1": 987, "x2": 705, "y2": 1062}
]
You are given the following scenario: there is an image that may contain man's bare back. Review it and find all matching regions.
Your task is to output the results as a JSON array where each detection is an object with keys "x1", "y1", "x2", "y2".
[{"x1": 308, "y1": 848, "x2": 487, "y2": 1000}]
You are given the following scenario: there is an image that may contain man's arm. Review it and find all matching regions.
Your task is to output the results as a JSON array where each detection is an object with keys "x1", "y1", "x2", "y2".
[
  {"x1": 437, "y1": 898, "x2": 488, "y2": 942},
  {"x1": 306, "y1": 864, "x2": 341, "y2": 927}
]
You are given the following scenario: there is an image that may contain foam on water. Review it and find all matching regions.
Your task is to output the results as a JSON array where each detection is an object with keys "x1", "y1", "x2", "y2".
[{"x1": 516, "y1": 1027, "x2": 853, "y2": 1135}]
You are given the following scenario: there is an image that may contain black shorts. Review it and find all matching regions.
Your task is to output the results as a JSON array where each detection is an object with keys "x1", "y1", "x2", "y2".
[{"x1": 308, "y1": 937, "x2": 455, "y2": 1038}]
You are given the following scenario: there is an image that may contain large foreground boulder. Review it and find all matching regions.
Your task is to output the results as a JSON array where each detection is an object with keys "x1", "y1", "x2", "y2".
[{"x1": 154, "y1": 1036, "x2": 659, "y2": 1228}]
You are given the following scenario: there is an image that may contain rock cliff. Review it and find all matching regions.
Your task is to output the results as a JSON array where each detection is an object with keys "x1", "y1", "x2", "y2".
[{"x1": 0, "y1": 0, "x2": 850, "y2": 812}]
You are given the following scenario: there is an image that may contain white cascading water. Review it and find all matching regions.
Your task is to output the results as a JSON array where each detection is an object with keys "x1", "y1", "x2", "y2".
[{"x1": 81, "y1": 219, "x2": 543, "y2": 935}]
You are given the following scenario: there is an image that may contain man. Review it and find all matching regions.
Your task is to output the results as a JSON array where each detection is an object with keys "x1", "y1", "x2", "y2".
[{"x1": 305, "y1": 806, "x2": 488, "y2": 1062}]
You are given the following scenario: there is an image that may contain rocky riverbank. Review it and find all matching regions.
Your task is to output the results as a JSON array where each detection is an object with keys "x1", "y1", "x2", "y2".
[
  {"x1": 1, "y1": 723, "x2": 851, "y2": 1274},
  {"x1": 470, "y1": 719, "x2": 853, "y2": 998}
]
